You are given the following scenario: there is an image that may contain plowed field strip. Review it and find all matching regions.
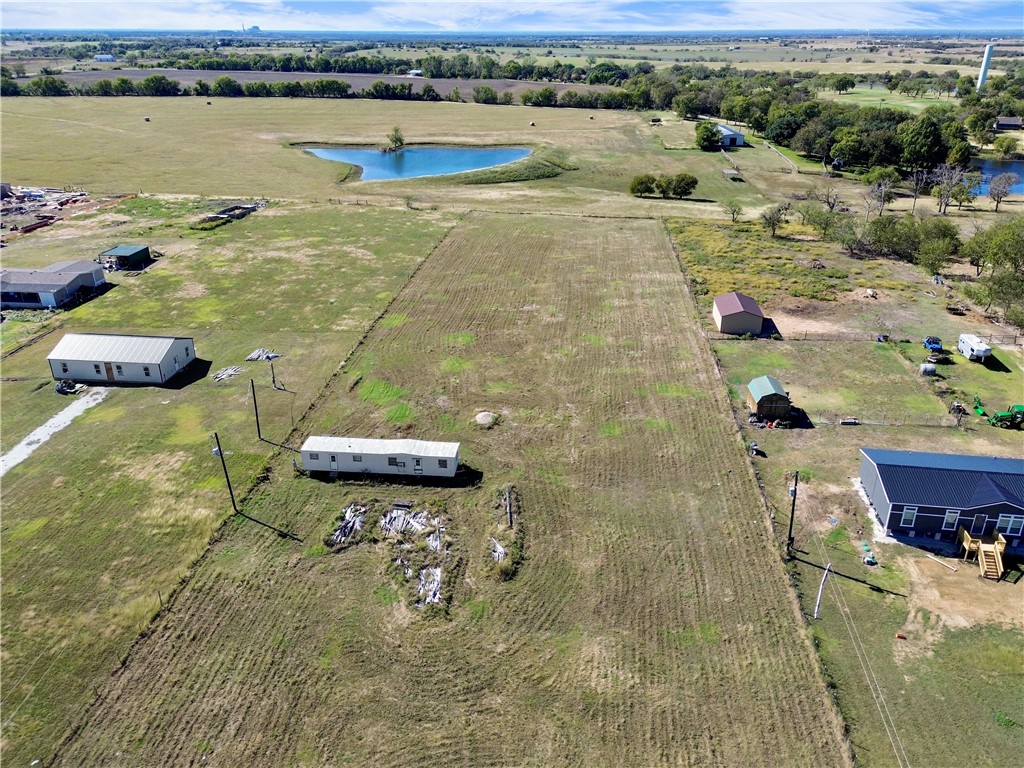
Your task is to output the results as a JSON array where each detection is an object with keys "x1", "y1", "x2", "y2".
[{"x1": 57, "y1": 213, "x2": 848, "y2": 767}]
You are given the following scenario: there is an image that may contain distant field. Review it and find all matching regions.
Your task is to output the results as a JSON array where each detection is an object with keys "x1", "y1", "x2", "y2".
[
  {"x1": 819, "y1": 85, "x2": 955, "y2": 114},
  {"x1": 54, "y1": 213, "x2": 848, "y2": 767}
]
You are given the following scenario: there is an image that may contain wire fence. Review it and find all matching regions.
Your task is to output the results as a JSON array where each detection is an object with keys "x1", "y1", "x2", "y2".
[{"x1": 706, "y1": 330, "x2": 1023, "y2": 345}]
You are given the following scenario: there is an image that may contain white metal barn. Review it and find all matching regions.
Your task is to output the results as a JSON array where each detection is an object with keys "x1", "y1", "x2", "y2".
[
  {"x1": 47, "y1": 333, "x2": 196, "y2": 384},
  {"x1": 300, "y1": 436, "x2": 460, "y2": 478}
]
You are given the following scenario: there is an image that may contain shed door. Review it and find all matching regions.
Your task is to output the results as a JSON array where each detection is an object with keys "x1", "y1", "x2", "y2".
[
  {"x1": 103, "y1": 362, "x2": 115, "y2": 381},
  {"x1": 329, "y1": 455, "x2": 338, "y2": 471},
  {"x1": 414, "y1": 458, "x2": 422, "y2": 474},
  {"x1": 971, "y1": 514, "x2": 987, "y2": 536}
]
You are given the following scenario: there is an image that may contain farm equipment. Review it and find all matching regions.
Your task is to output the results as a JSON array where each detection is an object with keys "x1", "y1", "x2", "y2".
[
  {"x1": 973, "y1": 396, "x2": 986, "y2": 416},
  {"x1": 987, "y1": 405, "x2": 1024, "y2": 429},
  {"x1": 922, "y1": 336, "x2": 943, "y2": 351}
]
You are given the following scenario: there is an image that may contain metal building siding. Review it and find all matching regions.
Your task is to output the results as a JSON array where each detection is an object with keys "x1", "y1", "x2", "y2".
[
  {"x1": 47, "y1": 334, "x2": 190, "y2": 365},
  {"x1": 859, "y1": 452, "x2": 892, "y2": 524}
]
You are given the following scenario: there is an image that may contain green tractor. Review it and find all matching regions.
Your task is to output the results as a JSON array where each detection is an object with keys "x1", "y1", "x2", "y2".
[{"x1": 988, "y1": 405, "x2": 1024, "y2": 429}]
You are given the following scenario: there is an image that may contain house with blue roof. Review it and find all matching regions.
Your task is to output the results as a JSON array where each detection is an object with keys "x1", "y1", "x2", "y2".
[{"x1": 859, "y1": 448, "x2": 1024, "y2": 547}]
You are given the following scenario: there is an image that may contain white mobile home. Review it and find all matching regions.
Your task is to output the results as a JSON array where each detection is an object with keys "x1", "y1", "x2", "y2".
[
  {"x1": 957, "y1": 334, "x2": 992, "y2": 362},
  {"x1": 47, "y1": 333, "x2": 196, "y2": 384},
  {"x1": 301, "y1": 436, "x2": 460, "y2": 478}
]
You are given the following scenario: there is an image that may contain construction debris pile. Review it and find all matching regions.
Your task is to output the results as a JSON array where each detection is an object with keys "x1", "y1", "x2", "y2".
[
  {"x1": 324, "y1": 503, "x2": 366, "y2": 549},
  {"x1": 211, "y1": 366, "x2": 243, "y2": 382},
  {"x1": 245, "y1": 348, "x2": 282, "y2": 362},
  {"x1": 379, "y1": 499, "x2": 448, "y2": 606},
  {"x1": 1, "y1": 185, "x2": 94, "y2": 240}
]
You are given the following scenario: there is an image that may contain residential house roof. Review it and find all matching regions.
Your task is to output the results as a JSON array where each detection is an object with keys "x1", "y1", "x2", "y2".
[
  {"x1": 47, "y1": 333, "x2": 191, "y2": 364},
  {"x1": 301, "y1": 436, "x2": 460, "y2": 459},
  {"x1": 747, "y1": 375, "x2": 788, "y2": 403},
  {"x1": 1, "y1": 260, "x2": 102, "y2": 293},
  {"x1": 714, "y1": 291, "x2": 763, "y2": 318},
  {"x1": 994, "y1": 116, "x2": 1023, "y2": 129},
  {"x1": 861, "y1": 448, "x2": 1024, "y2": 510}
]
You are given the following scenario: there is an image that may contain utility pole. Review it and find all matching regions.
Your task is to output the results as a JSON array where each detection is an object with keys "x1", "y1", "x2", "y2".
[
  {"x1": 787, "y1": 470, "x2": 799, "y2": 558},
  {"x1": 250, "y1": 378, "x2": 262, "y2": 441},
  {"x1": 212, "y1": 432, "x2": 301, "y2": 542}
]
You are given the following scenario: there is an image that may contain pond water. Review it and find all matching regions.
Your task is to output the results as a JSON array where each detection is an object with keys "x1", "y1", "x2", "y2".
[
  {"x1": 971, "y1": 158, "x2": 1024, "y2": 195},
  {"x1": 306, "y1": 146, "x2": 531, "y2": 180}
]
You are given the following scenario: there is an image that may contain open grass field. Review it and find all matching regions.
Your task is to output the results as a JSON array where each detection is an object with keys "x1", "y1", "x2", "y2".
[
  {"x1": 818, "y1": 86, "x2": 956, "y2": 115},
  {"x1": 0, "y1": 199, "x2": 453, "y2": 765},
  {"x1": 51, "y1": 213, "x2": 848, "y2": 766}
]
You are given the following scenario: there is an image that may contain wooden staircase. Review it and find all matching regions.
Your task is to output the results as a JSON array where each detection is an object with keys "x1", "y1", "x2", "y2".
[{"x1": 959, "y1": 526, "x2": 1007, "y2": 581}]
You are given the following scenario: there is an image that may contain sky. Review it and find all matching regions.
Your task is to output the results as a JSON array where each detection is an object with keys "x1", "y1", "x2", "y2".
[{"x1": 1, "y1": 0, "x2": 1022, "y2": 33}]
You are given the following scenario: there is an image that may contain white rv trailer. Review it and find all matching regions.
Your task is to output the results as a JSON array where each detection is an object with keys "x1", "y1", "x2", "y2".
[
  {"x1": 300, "y1": 436, "x2": 460, "y2": 478},
  {"x1": 957, "y1": 333, "x2": 992, "y2": 362}
]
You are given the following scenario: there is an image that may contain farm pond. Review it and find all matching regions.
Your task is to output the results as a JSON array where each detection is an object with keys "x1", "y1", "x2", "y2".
[{"x1": 305, "y1": 145, "x2": 531, "y2": 180}]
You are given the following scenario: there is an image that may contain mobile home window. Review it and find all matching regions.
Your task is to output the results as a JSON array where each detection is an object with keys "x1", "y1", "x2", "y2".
[
  {"x1": 352, "y1": 455, "x2": 362, "y2": 462},
  {"x1": 115, "y1": 364, "x2": 123, "y2": 375},
  {"x1": 143, "y1": 366, "x2": 151, "y2": 377},
  {"x1": 185, "y1": 346, "x2": 190, "y2": 358},
  {"x1": 388, "y1": 457, "x2": 399, "y2": 466},
  {"x1": 996, "y1": 516, "x2": 1024, "y2": 537},
  {"x1": 438, "y1": 459, "x2": 448, "y2": 469},
  {"x1": 93, "y1": 364, "x2": 101, "y2": 374},
  {"x1": 309, "y1": 453, "x2": 319, "y2": 461},
  {"x1": 61, "y1": 362, "x2": 69, "y2": 374},
  {"x1": 942, "y1": 511, "x2": 959, "y2": 531},
  {"x1": 900, "y1": 507, "x2": 917, "y2": 528}
]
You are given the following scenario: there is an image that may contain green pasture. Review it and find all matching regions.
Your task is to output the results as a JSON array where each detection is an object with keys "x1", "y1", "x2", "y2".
[
  {"x1": 818, "y1": 85, "x2": 952, "y2": 114},
  {"x1": 0, "y1": 199, "x2": 451, "y2": 764}
]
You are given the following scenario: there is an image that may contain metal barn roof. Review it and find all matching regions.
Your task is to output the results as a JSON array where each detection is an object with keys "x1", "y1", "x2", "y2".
[
  {"x1": 100, "y1": 245, "x2": 149, "y2": 257},
  {"x1": 747, "y1": 375, "x2": 788, "y2": 403},
  {"x1": 301, "y1": 436, "x2": 460, "y2": 459},
  {"x1": 713, "y1": 291, "x2": 763, "y2": 318},
  {"x1": 2, "y1": 261, "x2": 101, "y2": 292},
  {"x1": 47, "y1": 333, "x2": 191, "y2": 364},
  {"x1": 716, "y1": 124, "x2": 744, "y2": 137},
  {"x1": 861, "y1": 448, "x2": 1024, "y2": 510}
]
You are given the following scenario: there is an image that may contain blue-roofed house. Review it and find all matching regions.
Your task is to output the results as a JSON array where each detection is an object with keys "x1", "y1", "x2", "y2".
[{"x1": 859, "y1": 448, "x2": 1024, "y2": 547}]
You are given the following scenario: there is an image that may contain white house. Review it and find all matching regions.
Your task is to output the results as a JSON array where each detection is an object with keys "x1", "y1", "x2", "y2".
[
  {"x1": 94, "y1": 54, "x2": 116, "y2": 62},
  {"x1": 300, "y1": 436, "x2": 460, "y2": 478},
  {"x1": 47, "y1": 333, "x2": 196, "y2": 384},
  {"x1": 712, "y1": 291, "x2": 764, "y2": 335},
  {"x1": 716, "y1": 124, "x2": 746, "y2": 147},
  {"x1": 1, "y1": 260, "x2": 106, "y2": 309}
]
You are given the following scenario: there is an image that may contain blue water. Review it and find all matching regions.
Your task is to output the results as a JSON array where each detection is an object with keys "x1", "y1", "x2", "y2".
[
  {"x1": 972, "y1": 158, "x2": 1024, "y2": 196},
  {"x1": 306, "y1": 146, "x2": 531, "y2": 180}
]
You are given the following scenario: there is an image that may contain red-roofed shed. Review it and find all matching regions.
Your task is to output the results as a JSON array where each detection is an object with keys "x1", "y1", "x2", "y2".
[{"x1": 713, "y1": 292, "x2": 764, "y2": 335}]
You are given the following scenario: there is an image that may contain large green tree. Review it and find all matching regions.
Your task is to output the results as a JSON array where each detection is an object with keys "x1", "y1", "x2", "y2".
[
  {"x1": 898, "y1": 115, "x2": 947, "y2": 171},
  {"x1": 694, "y1": 121, "x2": 720, "y2": 151}
]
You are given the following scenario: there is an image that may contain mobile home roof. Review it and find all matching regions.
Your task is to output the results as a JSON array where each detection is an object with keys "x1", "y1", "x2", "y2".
[
  {"x1": 301, "y1": 436, "x2": 460, "y2": 459},
  {"x1": 47, "y1": 333, "x2": 191, "y2": 364}
]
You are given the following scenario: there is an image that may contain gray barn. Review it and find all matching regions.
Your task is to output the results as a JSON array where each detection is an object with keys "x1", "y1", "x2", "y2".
[
  {"x1": 301, "y1": 436, "x2": 459, "y2": 478},
  {"x1": 48, "y1": 333, "x2": 196, "y2": 384},
  {"x1": 1, "y1": 260, "x2": 106, "y2": 309}
]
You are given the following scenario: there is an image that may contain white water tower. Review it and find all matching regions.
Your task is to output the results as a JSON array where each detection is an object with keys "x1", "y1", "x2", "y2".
[{"x1": 977, "y1": 44, "x2": 994, "y2": 89}]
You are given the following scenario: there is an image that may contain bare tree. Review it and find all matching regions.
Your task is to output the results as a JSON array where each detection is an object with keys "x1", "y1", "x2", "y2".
[
  {"x1": 809, "y1": 184, "x2": 841, "y2": 211},
  {"x1": 931, "y1": 164, "x2": 967, "y2": 216},
  {"x1": 867, "y1": 179, "x2": 896, "y2": 218},
  {"x1": 989, "y1": 172, "x2": 1019, "y2": 213},
  {"x1": 721, "y1": 201, "x2": 744, "y2": 222},
  {"x1": 910, "y1": 169, "x2": 929, "y2": 213}
]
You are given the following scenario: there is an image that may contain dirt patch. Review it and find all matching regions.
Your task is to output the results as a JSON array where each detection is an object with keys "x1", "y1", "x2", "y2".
[{"x1": 895, "y1": 554, "x2": 1023, "y2": 662}]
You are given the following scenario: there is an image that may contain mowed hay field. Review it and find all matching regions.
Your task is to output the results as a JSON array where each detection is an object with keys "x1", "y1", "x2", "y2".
[{"x1": 55, "y1": 214, "x2": 848, "y2": 766}]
